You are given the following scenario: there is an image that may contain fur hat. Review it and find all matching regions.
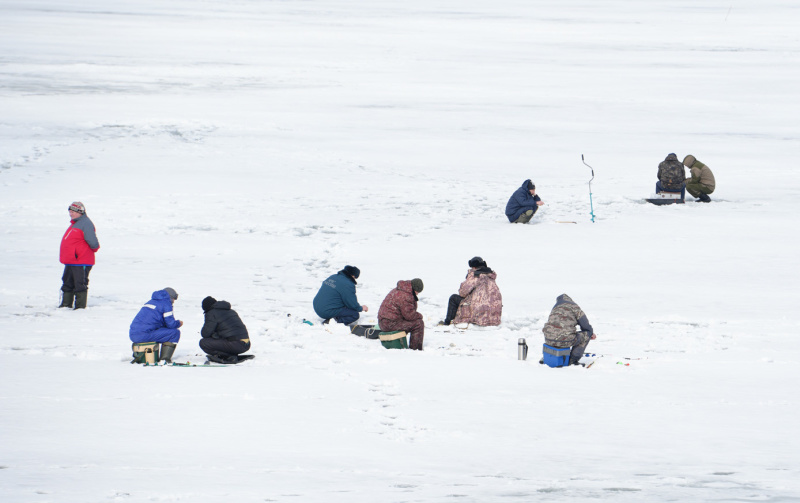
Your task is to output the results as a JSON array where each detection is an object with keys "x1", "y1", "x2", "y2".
[
  {"x1": 410, "y1": 278, "x2": 424, "y2": 293},
  {"x1": 342, "y1": 265, "x2": 360, "y2": 279},
  {"x1": 163, "y1": 287, "x2": 179, "y2": 301},
  {"x1": 202, "y1": 296, "x2": 217, "y2": 312},
  {"x1": 68, "y1": 201, "x2": 86, "y2": 214},
  {"x1": 526, "y1": 180, "x2": 536, "y2": 191},
  {"x1": 468, "y1": 256, "x2": 487, "y2": 269},
  {"x1": 682, "y1": 155, "x2": 696, "y2": 168}
]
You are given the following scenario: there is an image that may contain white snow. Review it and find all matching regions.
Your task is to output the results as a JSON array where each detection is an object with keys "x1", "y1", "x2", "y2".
[{"x1": 2, "y1": 0, "x2": 799, "y2": 501}]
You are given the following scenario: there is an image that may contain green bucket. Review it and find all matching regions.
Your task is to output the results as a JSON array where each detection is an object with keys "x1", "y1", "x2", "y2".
[{"x1": 379, "y1": 331, "x2": 408, "y2": 350}]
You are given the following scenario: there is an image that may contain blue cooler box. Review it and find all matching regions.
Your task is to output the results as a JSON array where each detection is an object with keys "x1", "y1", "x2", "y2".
[{"x1": 542, "y1": 344, "x2": 571, "y2": 368}]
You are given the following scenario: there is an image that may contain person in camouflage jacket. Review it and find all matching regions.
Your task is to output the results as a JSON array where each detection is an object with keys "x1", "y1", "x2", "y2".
[
  {"x1": 442, "y1": 257, "x2": 502, "y2": 326},
  {"x1": 378, "y1": 279, "x2": 425, "y2": 350},
  {"x1": 542, "y1": 294, "x2": 597, "y2": 365},
  {"x1": 682, "y1": 155, "x2": 715, "y2": 203},
  {"x1": 656, "y1": 153, "x2": 686, "y2": 200}
]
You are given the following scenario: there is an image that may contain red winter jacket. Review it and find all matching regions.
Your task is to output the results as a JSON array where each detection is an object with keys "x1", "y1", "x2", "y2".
[
  {"x1": 60, "y1": 215, "x2": 100, "y2": 266},
  {"x1": 378, "y1": 280, "x2": 422, "y2": 323}
]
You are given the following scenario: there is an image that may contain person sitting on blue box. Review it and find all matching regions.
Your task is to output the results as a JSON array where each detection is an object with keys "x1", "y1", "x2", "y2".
[
  {"x1": 312, "y1": 265, "x2": 368, "y2": 325},
  {"x1": 656, "y1": 153, "x2": 686, "y2": 201},
  {"x1": 542, "y1": 294, "x2": 597, "y2": 366}
]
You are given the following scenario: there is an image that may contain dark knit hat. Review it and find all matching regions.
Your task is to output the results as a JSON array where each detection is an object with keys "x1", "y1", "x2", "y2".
[
  {"x1": 68, "y1": 201, "x2": 86, "y2": 214},
  {"x1": 468, "y1": 256, "x2": 487, "y2": 268},
  {"x1": 682, "y1": 155, "x2": 696, "y2": 168},
  {"x1": 526, "y1": 180, "x2": 536, "y2": 191},
  {"x1": 202, "y1": 296, "x2": 217, "y2": 312},
  {"x1": 342, "y1": 265, "x2": 360, "y2": 279},
  {"x1": 410, "y1": 278, "x2": 424, "y2": 293},
  {"x1": 163, "y1": 287, "x2": 179, "y2": 301}
]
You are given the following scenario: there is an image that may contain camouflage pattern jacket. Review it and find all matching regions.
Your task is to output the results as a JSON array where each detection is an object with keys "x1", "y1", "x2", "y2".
[
  {"x1": 378, "y1": 280, "x2": 423, "y2": 323},
  {"x1": 687, "y1": 159, "x2": 716, "y2": 191},
  {"x1": 454, "y1": 267, "x2": 502, "y2": 326},
  {"x1": 542, "y1": 294, "x2": 593, "y2": 345},
  {"x1": 657, "y1": 153, "x2": 686, "y2": 191}
]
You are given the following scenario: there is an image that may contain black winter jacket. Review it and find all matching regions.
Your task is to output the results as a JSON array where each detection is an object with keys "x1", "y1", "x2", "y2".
[{"x1": 201, "y1": 301, "x2": 249, "y2": 341}]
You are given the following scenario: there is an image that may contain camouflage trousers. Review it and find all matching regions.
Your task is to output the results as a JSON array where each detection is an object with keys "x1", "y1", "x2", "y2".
[
  {"x1": 686, "y1": 181, "x2": 714, "y2": 198},
  {"x1": 545, "y1": 330, "x2": 592, "y2": 361}
]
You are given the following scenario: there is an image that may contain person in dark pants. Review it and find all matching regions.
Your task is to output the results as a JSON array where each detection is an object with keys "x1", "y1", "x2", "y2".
[
  {"x1": 312, "y1": 265, "x2": 368, "y2": 325},
  {"x1": 378, "y1": 278, "x2": 425, "y2": 350},
  {"x1": 59, "y1": 201, "x2": 100, "y2": 309},
  {"x1": 200, "y1": 296, "x2": 251, "y2": 364}
]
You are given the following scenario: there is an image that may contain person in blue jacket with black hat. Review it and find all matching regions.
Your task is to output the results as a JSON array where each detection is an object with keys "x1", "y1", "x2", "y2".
[
  {"x1": 505, "y1": 179, "x2": 544, "y2": 223},
  {"x1": 312, "y1": 265, "x2": 368, "y2": 325}
]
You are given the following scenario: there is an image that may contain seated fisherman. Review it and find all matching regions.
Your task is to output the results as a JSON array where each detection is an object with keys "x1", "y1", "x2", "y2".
[{"x1": 129, "y1": 287, "x2": 183, "y2": 363}]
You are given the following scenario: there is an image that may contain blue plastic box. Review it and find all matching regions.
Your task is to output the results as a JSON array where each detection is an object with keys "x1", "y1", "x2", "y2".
[{"x1": 542, "y1": 344, "x2": 571, "y2": 368}]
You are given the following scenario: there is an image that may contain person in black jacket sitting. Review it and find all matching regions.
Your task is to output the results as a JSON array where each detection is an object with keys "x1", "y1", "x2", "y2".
[{"x1": 200, "y1": 296, "x2": 252, "y2": 364}]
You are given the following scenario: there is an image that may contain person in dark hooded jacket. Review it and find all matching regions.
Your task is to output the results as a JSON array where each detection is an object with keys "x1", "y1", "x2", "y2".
[
  {"x1": 199, "y1": 296, "x2": 251, "y2": 363},
  {"x1": 312, "y1": 265, "x2": 368, "y2": 325},
  {"x1": 505, "y1": 179, "x2": 544, "y2": 223},
  {"x1": 378, "y1": 278, "x2": 425, "y2": 350},
  {"x1": 656, "y1": 153, "x2": 686, "y2": 200}
]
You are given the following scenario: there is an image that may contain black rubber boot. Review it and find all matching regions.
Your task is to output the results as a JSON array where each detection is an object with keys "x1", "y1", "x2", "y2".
[
  {"x1": 59, "y1": 292, "x2": 75, "y2": 308},
  {"x1": 73, "y1": 291, "x2": 88, "y2": 309},
  {"x1": 160, "y1": 342, "x2": 177, "y2": 363},
  {"x1": 699, "y1": 193, "x2": 711, "y2": 203}
]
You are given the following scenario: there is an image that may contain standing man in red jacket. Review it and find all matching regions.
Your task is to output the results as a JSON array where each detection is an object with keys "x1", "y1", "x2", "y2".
[{"x1": 59, "y1": 202, "x2": 100, "y2": 309}]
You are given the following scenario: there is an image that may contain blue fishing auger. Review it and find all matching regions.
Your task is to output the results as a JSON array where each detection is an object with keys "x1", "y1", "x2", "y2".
[{"x1": 582, "y1": 154, "x2": 596, "y2": 223}]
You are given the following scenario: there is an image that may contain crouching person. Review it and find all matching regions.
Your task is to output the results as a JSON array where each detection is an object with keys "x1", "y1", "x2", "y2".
[
  {"x1": 542, "y1": 294, "x2": 597, "y2": 366},
  {"x1": 378, "y1": 279, "x2": 425, "y2": 350},
  {"x1": 129, "y1": 287, "x2": 183, "y2": 364},
  {"x1": 442, "y1": 256, "x2": 502, "y2": 326},
  {"x1": 200, "y1": 296, "x2": 251, "y2": 364}
]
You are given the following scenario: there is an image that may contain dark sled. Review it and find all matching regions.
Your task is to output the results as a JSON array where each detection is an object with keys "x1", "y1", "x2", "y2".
[
  {"x1": 646, "y1": 192, "x2": 684, "y2": 205},
  {"x1": 350, "y1": 325, "x2": 382, "y2": 340}
]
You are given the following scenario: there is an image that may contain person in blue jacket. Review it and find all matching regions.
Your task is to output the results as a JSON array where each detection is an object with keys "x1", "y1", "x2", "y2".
[
  {"x1": 312, "y1": 266, "x2": 368, "y2": 325},
  {"x1": 505, "y1": 179, "x2": 545, "y2": 223},
  {"x1": 129, "y1": 288, "x2": 183, "y2": 362}
]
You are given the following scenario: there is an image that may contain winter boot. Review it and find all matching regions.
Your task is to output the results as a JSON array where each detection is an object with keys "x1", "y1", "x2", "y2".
[
  {"x1": 207, "y1": 354, "x2": 238, "y2": 364},
  {"x1": 699, "y1": 193, "x2": 711, "y2": 203},
  {"x1": 59, "y1": 291, "x2": 75, "y2": 308},
  {"x1": 73, "y1": 291, "x2": 88, "y2": 309},
  {"x1": 159, "y1": 342, "x2": 177, "y2": 363}
]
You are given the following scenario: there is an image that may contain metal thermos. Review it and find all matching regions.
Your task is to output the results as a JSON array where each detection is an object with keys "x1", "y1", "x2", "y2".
[{"x1": 518, "y1": 338, "x2": 528, "y2": 361}]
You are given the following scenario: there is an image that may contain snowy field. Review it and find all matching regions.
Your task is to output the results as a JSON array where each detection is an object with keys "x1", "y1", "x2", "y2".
[{"x1": 2, "y1": 0, "x2": 799, "y2": 501}]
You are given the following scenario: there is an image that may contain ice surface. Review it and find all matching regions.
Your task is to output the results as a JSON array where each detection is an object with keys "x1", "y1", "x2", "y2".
[{"x1": 1, "y1": 1, "x2": 799, "y2": 501}]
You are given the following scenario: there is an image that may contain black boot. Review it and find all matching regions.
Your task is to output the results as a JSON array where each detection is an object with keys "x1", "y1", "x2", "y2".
[
  {"x1": 59, "y1": 291, "x2": 75, "y2": 308},
  {"x1": 159, "y1": 342, "x2": 177, "y2": 363},
  {"x1": 699, "y1": 193, "x2": 711, "y2": 203},
  {"x1": 73, "y1": 291, "x2": 88, "y2": 309}
]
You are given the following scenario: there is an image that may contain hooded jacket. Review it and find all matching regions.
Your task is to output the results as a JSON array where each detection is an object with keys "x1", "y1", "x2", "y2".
[
  {"x1": 657, "y1": 154, "x2": 686, "y2": 191},
  {"x1": 129, "y1": 290, "x2": 182, "y2": 339},
  {"x1": 201, "y1": 301, "x2": 249, "y2": 341},
  {"x1": 378, "y1": 280, "x2": 423, "y2": 323},
  {"x1": 454, "y1": 267, "x2": 503, "y2": 326},
  {"x1": 313, "y1": 271, "x2": 363, "y2": 319},
  {"x1": 505, "y1": 179, "x2": 542, "y2": 222},
  {"x1": 60, "y1": 214, "x2": 100, "y2": 266},
  {"x1": 685, "y1": 158, "x2": 716, "y2": 191},
  {"x1": 542, "y1": 294, "x2": 593, "y2": 345}
]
